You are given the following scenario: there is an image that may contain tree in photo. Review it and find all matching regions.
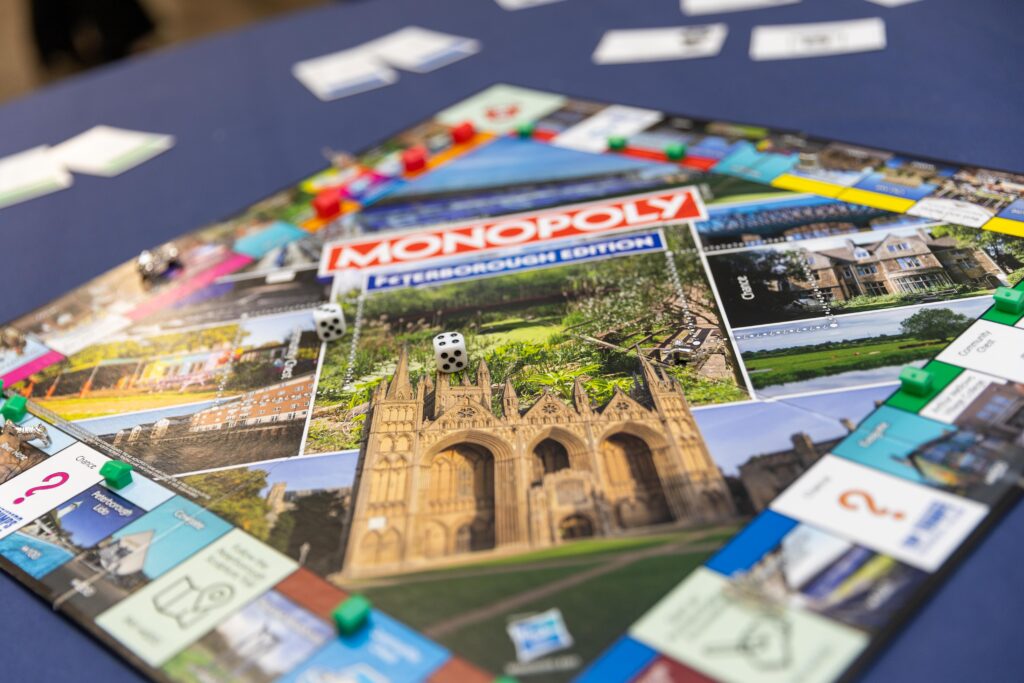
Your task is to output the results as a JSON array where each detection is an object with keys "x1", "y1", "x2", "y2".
[
  {"x1": 182, "y1": 467, "x2": 272, "y2": 540},
  {"x1": 931, "y1": 224, "x2": 1024, "y2": 283},
  {"x1": 900, "y1": 307, "x2": 974, "y2": 342}
]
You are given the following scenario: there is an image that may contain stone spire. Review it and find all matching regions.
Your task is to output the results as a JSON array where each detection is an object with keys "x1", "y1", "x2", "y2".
[
  {"x1": 386, "y1": 347, "x2": 413, "y2": 400},
  {"x1": 477, "y1": 360, "x2": 492, "y2": 409},
  {"x1": 433, "y1": 369, "x2": 448, "y2": 419},
  {"x1": 573, "y1": 376, "x2": 591, "y2": 414},
  {"x1": 373, "y1": 377, "x2": 387, "y2": 401},
  {"x1": 637, "y1": 347, "x2": 670, "y2": 395},
  {"x1": 502, "y1": 378, "x2": 519, "y2": 421}
]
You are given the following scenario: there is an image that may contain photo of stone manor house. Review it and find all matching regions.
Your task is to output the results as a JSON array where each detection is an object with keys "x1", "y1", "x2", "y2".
[
  {"x1": 342, "y1": 349, "x2": 736, "y2": 577},
  {"x1": 796, "y1": 229, "x2": 1008, "y2": 302}
]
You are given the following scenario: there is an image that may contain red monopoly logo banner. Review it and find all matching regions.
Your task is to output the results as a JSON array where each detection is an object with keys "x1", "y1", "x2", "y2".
[{"x1": 319, "y1": 186, "x2": 706, "y2": 274}]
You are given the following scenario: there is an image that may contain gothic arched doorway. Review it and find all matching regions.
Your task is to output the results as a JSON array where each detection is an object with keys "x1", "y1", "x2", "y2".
[
  {"x1": 532, "y1": 438, "x2": 570, "y2": 482},
  {"x1": 559, "y1": 514, "x2": 594, "y2": 540},
  {"x1": 600, "y1": 433, "x2": 671, "y2": 528},
  {"x1": 421, "y1": 522, "x2": 447, "y2": 559},
  {"x1": 424, "y1": 443, "x2": 496, "y2": 554}
]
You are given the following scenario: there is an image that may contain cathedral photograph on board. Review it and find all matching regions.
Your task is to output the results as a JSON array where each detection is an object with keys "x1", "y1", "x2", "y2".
[{"x1": 303, "y1": 216, "x2": 755, "y2": 675}]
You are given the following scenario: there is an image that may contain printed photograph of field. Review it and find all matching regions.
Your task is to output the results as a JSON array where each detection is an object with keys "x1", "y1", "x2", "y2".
[{"x1": 737, "y1": 297, "x2": 992, "y2": 397}]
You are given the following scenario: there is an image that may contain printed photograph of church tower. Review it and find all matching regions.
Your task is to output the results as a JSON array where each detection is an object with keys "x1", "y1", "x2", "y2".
[{"x1": 343, "y1": 347, "x2": 735, "y2": 577}]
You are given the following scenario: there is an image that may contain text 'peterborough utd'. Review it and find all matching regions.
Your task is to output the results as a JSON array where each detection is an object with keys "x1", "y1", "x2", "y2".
[{"x1": 319, "y1": 186, "x2": 706, "y2": 274}]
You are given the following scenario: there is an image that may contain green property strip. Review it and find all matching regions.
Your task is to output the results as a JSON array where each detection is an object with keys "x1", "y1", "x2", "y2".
[
  {"x1": 885, "y1": 360, "x2": 964, "y2": 414},
  {"x1": 981, "y1": 280, "x2": 1024, "y2": 326}
]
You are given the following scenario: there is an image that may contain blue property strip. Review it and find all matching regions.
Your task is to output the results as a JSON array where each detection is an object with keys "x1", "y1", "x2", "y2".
[
  {"x1": 705, "y1": 510, "x2": 798, "y2": 577},
  {"x1": 574, "y1": 635, "x2": 658, "y2": 683}
]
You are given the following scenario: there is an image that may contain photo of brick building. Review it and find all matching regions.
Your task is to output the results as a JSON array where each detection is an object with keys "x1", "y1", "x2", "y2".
[
  {"x1": 801, "y1": 229, "x2": 1007, "y2": 302},
  {"x1": 190, "y1": 375, "x2": 315, "y2": 431}
]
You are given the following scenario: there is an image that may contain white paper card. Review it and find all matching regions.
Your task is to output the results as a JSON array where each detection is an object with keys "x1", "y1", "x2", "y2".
[
  {"x1": 593, "y1": 25, "x2": 729, "y2": 64},
  {"x1": 936, "y1": 320, "x2": 1024, "y2": 383},
  {"x1": 365, "y1": 27, "x2": 480, "y2": 73},
  {"x1": 865, "y1": 0, "x2": 922, "y2": 7},
  {"x1": 292, "y1": 49, "x2": 398, "y2": 101},
  {"x1": 51, "y1": 126, "x2": 175, "y2": 177},
  {"x1": 750, "y1": 17, "x2": 887, "y2": 61},
  {"x1": 0, "y1": 442, "x2": 108, "y2": 540},
  {"x1": 496, "y1": 0, "x2": 566, "y2": 9},
  {"x1": 919, "y1": 370, "x2": 1006, "y2": 424},
  {"x1": 682, "y1": 0, "x2": 799, "y2": 15},
  {"x1": 770, "y1": 455, "x2": 987, "y2": 571},
  {"x1": 552, "y1": 105, "x2": 662, "y2": 153},
  {"x1": 0, "y1": 146, "x2": 73, "y2": 210}
]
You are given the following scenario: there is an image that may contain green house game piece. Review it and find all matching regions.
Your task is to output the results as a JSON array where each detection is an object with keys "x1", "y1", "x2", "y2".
[
  {"x1": 993, "y1": 286, "x2": 1024, "y2": 315},
  {"x1": 665, "y1": 143, "x2": 688, "y2": 160},
  {"x1": 899, "y1": 366, "x2": 933, "y2": 396},
  {"x1": 607, "y1": 135, "x2": 628, "y2": 151},
  {"x1": 333, "y1": 594, "x2": 372, "y2": 635},
  {"x1": 100, "y1": 461, "x2": 134, "y2": 490},
  {"x1": 0, "y1": 394, "x2": 27, "y2": 423}
]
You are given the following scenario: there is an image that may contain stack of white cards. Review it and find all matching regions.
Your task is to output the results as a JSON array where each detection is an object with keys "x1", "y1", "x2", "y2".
[
  {"x1": 51, "y1": 126, "x2": 175, "y2": 177},
  {"x1": 750, "y1": 17, "x2": 887, "y2": 60},
  {"x1": 292, "y1": 26, "x2": 481, "y2": 102},
  {"x1": 595, "y1": 16, "x2": 889, "y2": 65},
  {"x1": 681, "y1": 0, "x2": 799, "y2": 15},
  {"x1": 0, "y1": 126, "x2": 175, "y2": 211},
  {"x1": 0, "y1": 146, "x2": 73, "y2": 211},
  {"x1": 593, "y1": 24, "x2": 729, "y2": 64},
  {"x1": 494, "y1": 0, "x2": 567, "y2": 9}
]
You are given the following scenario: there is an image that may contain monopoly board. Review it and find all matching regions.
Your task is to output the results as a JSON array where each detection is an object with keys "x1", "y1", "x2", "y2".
[{"x1": 2, "y1": 84, "x2": 1024, "y2": 683}]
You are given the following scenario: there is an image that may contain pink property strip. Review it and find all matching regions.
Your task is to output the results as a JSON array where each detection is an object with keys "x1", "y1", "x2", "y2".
[
  {"x1": 126, "y1": 252, "x2": 254, "y2": 321},
  {"x1": 1, "y1": 349, "x2": 65, "y2": 386}
]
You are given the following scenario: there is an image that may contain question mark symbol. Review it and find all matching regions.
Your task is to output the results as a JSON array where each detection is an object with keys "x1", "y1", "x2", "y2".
[
  {"x1": 838, "y1": 489, "x2": 904, "y2": 520},
  {"x1": 13, "y1": 471, "x2": 70, "y2": 504}
]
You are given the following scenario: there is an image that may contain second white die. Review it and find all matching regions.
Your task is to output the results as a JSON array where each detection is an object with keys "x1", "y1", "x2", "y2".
[
  {"x1": 433, "y1": 332, "x2": 466, "y2": 373},
  {"x1": 314, "y1": 303, "x2": 346, "y2": 341}
]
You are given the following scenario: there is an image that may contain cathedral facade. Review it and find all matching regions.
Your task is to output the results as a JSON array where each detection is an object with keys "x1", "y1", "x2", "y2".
[{"x1": 343, "y1": 349, "x2": 735, "y2": 577}]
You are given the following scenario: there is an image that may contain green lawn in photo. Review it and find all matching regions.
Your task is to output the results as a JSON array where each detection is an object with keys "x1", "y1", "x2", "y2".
[
  {"x1": 348, "y1": 526, "x2": 733, "y2": 681},
  {"x1": 743, "y1": 336, "x2": 949, "y2": 389},
  {"x1": 706, "y1": 191, "x2": 793, "y2": 206},
  {"x1": 830, "y1": 288, "x2": 993, "y2": 315},
  {"x1": 35, "y1": 391, "x2": 224, "y2": 421},
  {"x1": 162, "y1": 645, "x2": 226, "y2": 683},
  {"x1": 435, "y1": 551, "x2": 711, "y2": 682}
]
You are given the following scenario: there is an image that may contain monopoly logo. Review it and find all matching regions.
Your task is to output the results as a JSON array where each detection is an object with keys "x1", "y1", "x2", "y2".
[{"x1": 319, "y1": 186, "x2": 705, "y2": 274}]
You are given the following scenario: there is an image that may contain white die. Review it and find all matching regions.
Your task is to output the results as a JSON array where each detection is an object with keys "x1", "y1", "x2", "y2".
[
  {"x1": 433, "y1": 331, "x2": 466, "y2": 373},
  {"x1": 314, "y1": 303, "x2": 345, "y2": 341}
]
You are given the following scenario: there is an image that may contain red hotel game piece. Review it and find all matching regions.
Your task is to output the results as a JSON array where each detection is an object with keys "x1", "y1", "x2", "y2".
[
  {"x1": 450, "y1": 121, "x2": 475, "y2": 144},
  {"x1": 402, "y1": 145, "x2": 428, "y2": 173}
]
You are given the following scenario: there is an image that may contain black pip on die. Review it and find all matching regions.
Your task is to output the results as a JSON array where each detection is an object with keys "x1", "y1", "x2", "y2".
[
  {"x1": 434, "y1": 332, "x2": 466, "y2": 373},
  {"x1": 314, "y1": 303, "x2": 346, "y2": 341}
]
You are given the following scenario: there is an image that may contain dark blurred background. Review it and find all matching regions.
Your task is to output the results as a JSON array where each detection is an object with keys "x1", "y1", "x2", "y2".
[{"x1": 0, "y1": 0, "x2": 329, "y2": 103}]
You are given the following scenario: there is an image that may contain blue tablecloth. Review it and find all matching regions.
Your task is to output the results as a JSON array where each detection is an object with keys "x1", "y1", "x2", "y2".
[{"x1": 1, "y1": 0, "x2": 1022, "y2": 680}]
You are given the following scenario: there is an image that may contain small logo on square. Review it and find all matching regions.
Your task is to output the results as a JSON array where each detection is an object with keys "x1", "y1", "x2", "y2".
[{"x1": 506, "y1": 608, "x2": 574, "y2": 664}]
